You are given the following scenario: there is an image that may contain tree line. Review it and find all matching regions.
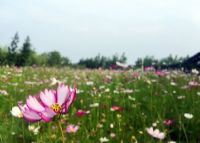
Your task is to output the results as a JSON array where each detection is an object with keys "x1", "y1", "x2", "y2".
[
  {"x1": 0, "y1": 33, "x2": 70, "y2": 67},
  {"x1": 78, "y1": 53, "x2": 127, "y2": 69},
  {"x1": 134, "y1": 55, "x2": 190, "y2": 69},
  {"x1": 0, "y1": 33, "x2": 191, "y2": 69},
  {"x1": 0, "y1": 33, "x2": 128, "y2": 68}
]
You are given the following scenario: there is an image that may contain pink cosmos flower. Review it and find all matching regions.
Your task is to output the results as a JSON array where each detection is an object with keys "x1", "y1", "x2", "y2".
[
  {"x1": 144, "y1": 66, "x2": 155, "y2": 72},
  {"x1": 76, "y1": 109, "x2": 90, "y2": 117},
  {"x1": 155, "y1": 71, "x2": 166, "y2": 77},
  {"x1": 163, "y1": 119, "x2": 173, "y2": 126},
  {"x1": 66, "y1": 124, "x2": 79, "y2": 133},
  {"x1": 18, "y1": 83, "x2": 76, "y2": 122},
  {"x1": 146, "y1": 127, "x2": 165, "y2": 140},
  {"x1": 110, "y1": 106, "x2": 123, "y2": 112},
  {"x1": 188, "y1": 81, "x2": 199, "y2": 87},
  {"x1": 132, "y1": 72, "x2": 140, "y2": 78}
]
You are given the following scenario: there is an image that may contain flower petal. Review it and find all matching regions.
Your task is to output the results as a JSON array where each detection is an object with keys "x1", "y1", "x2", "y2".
[
  {"x1": 56, "y1": 84, "x2": 69, "y2": 105},
  {"x1": 146, "y1": 127, "x2": 154, "y2": 135},
  {"x1": 41, "y1": 108, "x2": 57, "y2": 122},
  {"x1": 66, "y1": 124, "x2": 79, "y2": 133},
  {"x1": 63, "y1": 88, "x2": 76, "y2": 113},
  {"x1": 26, "y1": 96, "x2": 45, "y2": 112},
  {"x1": 40, "y1": 89, "x2": 56, "y2": 107},
  {"x1": 22, "y1": 108, "x2": 41, "y2": 122},
  {"x1": 157, "y1": 132, "x2": 165, "y2": 139}
]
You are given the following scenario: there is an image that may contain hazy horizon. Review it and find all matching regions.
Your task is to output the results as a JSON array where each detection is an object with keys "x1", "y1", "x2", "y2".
[{"x1": 0, "y1": 0, "x2": 200, "y2": 64}]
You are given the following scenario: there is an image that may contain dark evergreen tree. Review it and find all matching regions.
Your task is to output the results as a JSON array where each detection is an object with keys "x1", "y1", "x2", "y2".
[
  {"x1": 7, "y1": 32, "x2": 19, "y2": 66},
  {"x1": 18, "y1": 36, "x2": 33, "y2": 66}
]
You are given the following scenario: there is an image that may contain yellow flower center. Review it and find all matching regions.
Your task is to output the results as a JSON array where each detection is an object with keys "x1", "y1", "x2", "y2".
[{"x1": 51, "y1": 103, "x2": 62, "y2": 113}]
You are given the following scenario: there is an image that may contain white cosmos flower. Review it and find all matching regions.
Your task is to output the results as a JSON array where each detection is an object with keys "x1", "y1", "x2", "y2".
[
  {"x1": 105, "y1": 75, "x2": 112, "y2": 80},
  {"x1": 28, "y1": 125, "x2": 40, "y2": 135},
  {"x1": 76, "y1": 89, "x2": 84, "y2": 94},
  {"x1": 146, "y1": 80, "x2": 151, "y2": 84},
  {"x1": 99, "y1": 137, "x2": 109, "y2": 142},
  {"x1": 177, "y1": 96, "x2": 185, "y2": 100},
  {"x1": 110, "y1": 133, "x2": 116, "y2": 138},
  {"x1": 184, "y1": 113, "x2": 193, "y2": 119},
  {"x1": 191, "y1": 69, "x2": 199, "y2": 74},
  {"x1": 152, "y1": 122, "x2": 157, "y2": 127},
  {"x1": 170, "y1": 82, "x2": 177, "y2": 86},
  {"x1": 128, "y1": 96, "x2": 135, "y2": 101},
  {"x1": 110, "y1": 123, "x2": 114, "y2": 128},
  {"x1": 10, "y1": 106, "x2": 23, "y2": 118},
  {"x1": 146, "y1": 127, "x2": 165, "y2": 140},
  {"x1": 50, "y1": 77, "x2": 61, "y2": 86},
  {"x1": 0, "y1": 89, "x2": 8, "y2": 96},
  {"x1": 168, "y1": 141, "x2": 176, "y2": 143},
  {"x1": 104, "y1": 88, "x2": 110, "y2": 92},
  {"x1": 89, "y1": 103, "x2": 99, "y2": 108},
  {"x1": 99, "y1": 85, "x2": 105, "y2": 89},
  {"x1": 123, "y1": 89, "x2": 133, "y2": 94},
  {"x1": 86, "y1": 81, "x2": 94, "y2": 86},
  {"x1": 113, "y1": 90, "x2": 119, "y2": 94}
]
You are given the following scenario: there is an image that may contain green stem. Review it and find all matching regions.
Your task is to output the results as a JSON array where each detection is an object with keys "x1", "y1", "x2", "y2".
[
  {"x1": 58, "y1": 120, "x2": 65, "y2": 143},
  {"x1": 22, "y1": 121, "x2": 25, "y2": 143},
  {"x1": 179, "y1": 115, "x2": 188, "y2": 143},
  {"x1": 181, "y1": 122, "x2": 188, "y2": 143}
]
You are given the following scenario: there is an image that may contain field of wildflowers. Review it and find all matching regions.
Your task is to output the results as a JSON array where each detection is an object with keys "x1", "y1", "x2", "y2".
[{"x1": 0, "y1": 67, "x2": 200, "y2": 143}]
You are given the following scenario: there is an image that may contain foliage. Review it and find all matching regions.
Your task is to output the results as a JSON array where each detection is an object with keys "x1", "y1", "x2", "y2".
[
  {"x1": 135, "y1": 56, "x2": 158, "y2": 68},
  {"x1": 134, "y1": 55, "x2": 190, "y2": 70},
  {"x1": 7, "y1": 32, "x2": 20, "y2": 66},
  {"x1": 0, "y1": 33, "x2": 71, "y2": 67},
  {"x1": 47, "y1": 51, "x2": 62, "y2": 66},
  {"x1": 78, "y1": 53, "x2": 127, "y2": 69},
  {"x1": 0, "y1": 47, "x2": 8, "y2": 65},
  {"x1": 17, "y1": 36, "x2": 35, "y2": 66}
]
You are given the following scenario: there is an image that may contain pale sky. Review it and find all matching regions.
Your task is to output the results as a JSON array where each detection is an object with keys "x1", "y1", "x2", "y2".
[{"x1": 0, "y1": 0, "x2": 200, "y2": 64}]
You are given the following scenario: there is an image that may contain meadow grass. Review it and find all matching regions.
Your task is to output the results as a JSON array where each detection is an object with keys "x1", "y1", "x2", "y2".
[{"x1": 0, "y1": 67, "x2": 200, "y2": 143}]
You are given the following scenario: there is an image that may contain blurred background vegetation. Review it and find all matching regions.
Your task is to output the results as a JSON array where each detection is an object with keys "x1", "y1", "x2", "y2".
[{"x1": 0, "y1": 32, "x2": 197, "y2": 70}]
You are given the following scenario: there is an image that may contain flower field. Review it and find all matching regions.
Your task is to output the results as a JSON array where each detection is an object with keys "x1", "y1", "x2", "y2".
[{"x1": 0, "y1": 67, "x2": 200, "y2": 143}]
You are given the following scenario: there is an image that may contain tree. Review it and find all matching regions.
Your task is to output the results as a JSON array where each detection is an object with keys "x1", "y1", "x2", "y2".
[
  {"x1": 135, "y1": 58, "x2": 143, "y2": 68},
  {"x1": 32, "y1": 53, "x2": 49, "y2": 66},
  {"x1": 135, "y1": 56, "x2": 158, "y2": 68},
  {"x1": 47, "y1": 51, "x2": 62, "y2": 66},
  {"x1": 61, "y1": 57, "x2": 71, "y2": 66},
  {"x1": 119, "y1": 53, "x2": 127, "y2": 63},
  {"x1": 7, "y1": 32, "x2": 19, "y2": 66},
  {"x1": 18, "y1": 36, "x2": 34, "y2": 66}
]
